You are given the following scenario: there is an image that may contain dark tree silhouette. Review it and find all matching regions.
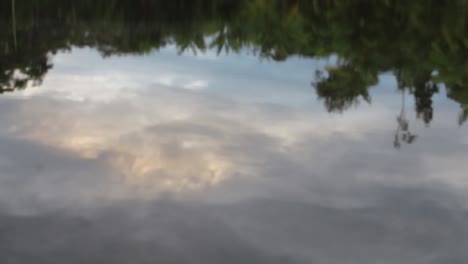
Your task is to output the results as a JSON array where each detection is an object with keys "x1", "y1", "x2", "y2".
[{"x1": 0, "y1": 0, "x2": 467, "y2": 128}]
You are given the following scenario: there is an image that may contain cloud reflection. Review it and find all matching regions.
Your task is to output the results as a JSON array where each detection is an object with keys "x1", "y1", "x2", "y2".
[
  {"x1": 0, "y1": 49, "x2": 467, "y2": 263},
  {"x1": 1, "y1": 79, "x2": 467, "y2": 207}
]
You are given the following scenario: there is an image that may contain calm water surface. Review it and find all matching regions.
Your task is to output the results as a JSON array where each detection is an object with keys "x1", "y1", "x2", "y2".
[{"x1": 1, "y1": 1, "x2": 468, "y2": 263}]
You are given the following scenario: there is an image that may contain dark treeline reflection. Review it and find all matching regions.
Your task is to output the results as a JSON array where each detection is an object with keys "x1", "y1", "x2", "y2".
[{"x1": 1, "y1": 0, "x2": 468, "y2": 126}]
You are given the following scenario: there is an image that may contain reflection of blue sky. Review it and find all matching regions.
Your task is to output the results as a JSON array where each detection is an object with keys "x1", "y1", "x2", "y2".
[
  {"x1": 1, "y1": 47, "x2": 468, "y2": 263},
  {"x1": 2, "y1": 45, "x2": 467, "y2": 206},
  {"x1": 26, "y1": 47, "x2": 333, "y2": 105}
]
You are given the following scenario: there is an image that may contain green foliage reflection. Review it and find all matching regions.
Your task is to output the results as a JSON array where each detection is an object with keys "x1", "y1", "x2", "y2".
[{"x1": 0, "y1": 0, "x2": 467, "y2": 126}]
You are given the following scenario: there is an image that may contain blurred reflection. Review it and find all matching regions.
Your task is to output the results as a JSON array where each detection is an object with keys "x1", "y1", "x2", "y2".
[
  {"x1": 0, "y1": 1, "x2": 467, "y2": 263},
  {"x1": 1, "y1": 78, "x2": 468, "y2": 263},
  {"x1": 394, "y1": 89, "x2": 417, "y2": 149},
  {"x1": 1, "y1": 0, "x2": 467, "y2": 124}
]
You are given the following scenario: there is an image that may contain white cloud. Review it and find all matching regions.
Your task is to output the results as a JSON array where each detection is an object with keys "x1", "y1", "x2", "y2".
[{"x1": 183, "y1": 80, "x2": 209, "y2": 90}]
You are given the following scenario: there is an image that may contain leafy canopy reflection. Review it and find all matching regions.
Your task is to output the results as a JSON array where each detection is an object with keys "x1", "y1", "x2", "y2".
[{"x1": 1, "y1": 0, "x2": 467, "y2": 126}]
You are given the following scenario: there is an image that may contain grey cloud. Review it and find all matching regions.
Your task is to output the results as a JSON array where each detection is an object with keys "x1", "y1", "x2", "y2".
[
  {"x1": 213, "y1": 196, "x2": 468, "y2": 264},
  {"x1": 0, "y1": 201, "x2": 298, "y2": 264},
  {"x1": 0, "y1": 80, "x2": 467, "y2": 263},
  {"x1": 0, "y1": 194, "x2": 467, "y2": 264},
  {"x1": 0, "y1": 136, "x2": 126, "y2": 214}
]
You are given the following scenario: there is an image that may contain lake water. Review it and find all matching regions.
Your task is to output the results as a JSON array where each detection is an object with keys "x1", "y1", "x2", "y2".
[{"x1": 1, "y1": 1, "x2": 468, "y2": 263}]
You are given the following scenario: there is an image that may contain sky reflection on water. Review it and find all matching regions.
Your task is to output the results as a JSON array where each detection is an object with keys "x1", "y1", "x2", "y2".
[{"x1": 0, "y1": 46, "x2": 467, "y2": 263}]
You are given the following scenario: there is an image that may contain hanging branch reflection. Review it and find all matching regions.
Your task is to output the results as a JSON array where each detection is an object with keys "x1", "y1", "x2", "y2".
[{"x1": 394, "y1": 71, "x2": 417, "y2": 149}]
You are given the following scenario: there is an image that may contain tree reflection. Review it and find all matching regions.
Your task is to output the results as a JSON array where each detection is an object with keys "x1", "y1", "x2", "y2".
[
  {"x1": 313, "y1": 65, "x2": 377, "y2": 113},
  {"x1": 0, "y1": 0, "x2": 467, "y2": 128},
  {"x1": 447, "y1": 84, "x2": 468, "y2": 125},
  {"x1": 394, "y1": 86, "x2": 417, "y2": 149}
]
